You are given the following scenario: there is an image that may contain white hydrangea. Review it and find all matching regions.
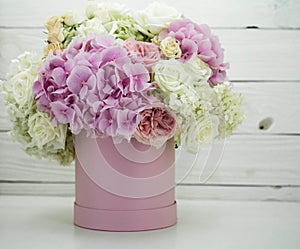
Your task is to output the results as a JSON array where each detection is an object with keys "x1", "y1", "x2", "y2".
[
  {"x1": 213, "y1": 83, "x2": 244, "y2": 137},
  {"x1": 1, "y1": 52, "x2": 41, "y2": 115},
  {"x1": 0, "y1": 51, "x2": 74, "y2": 165},
  {"x1": 153, "y1": 55, "x2": 225, "y2": 152}
]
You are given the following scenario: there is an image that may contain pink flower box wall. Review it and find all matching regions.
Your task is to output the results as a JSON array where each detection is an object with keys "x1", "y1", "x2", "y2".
[{"x1": 74, "y1": 132, "x2": 177, "y2": 231}]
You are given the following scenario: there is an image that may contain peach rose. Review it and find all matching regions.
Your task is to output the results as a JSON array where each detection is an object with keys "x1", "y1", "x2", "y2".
[
  {"x1": 124, "y1": 38, "x2": 162, "y2": 70},
  {"x1": 45, "y1": 16, "x2": 64, "y2": 43},
  {"x1": 134, "y1": 106, "x2": 177, "y2": 148},
  {"x1": 44, "y1": 42, "x2": 63, "y2": 57}
]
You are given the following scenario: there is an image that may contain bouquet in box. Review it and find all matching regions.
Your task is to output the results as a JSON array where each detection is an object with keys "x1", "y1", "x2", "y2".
[{"x1": 0, "y1": 2, "x2": 243, "y2": 165}]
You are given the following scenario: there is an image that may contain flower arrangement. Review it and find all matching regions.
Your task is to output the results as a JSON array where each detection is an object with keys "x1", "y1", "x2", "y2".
[{"x1": 0, "y1": 2, "x2": 243, "y2": 165}]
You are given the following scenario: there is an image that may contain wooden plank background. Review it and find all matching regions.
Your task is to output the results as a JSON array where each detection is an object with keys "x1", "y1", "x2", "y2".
[{"x1": 0, "y1": 0, "x2": 299, "y2": 201}]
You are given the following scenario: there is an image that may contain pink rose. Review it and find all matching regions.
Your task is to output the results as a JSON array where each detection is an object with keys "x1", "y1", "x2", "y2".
[
  {"x1": 134, "y1": 106, "x2": 177, "y2": 148},
  {"x1": 124, "y1": 38, "x2": 162, "y2": 70}
]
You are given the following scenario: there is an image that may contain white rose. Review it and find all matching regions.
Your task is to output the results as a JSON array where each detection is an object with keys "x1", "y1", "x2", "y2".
[
  {"x1": 99, "y1": 2, "x2": 130, "y2": 20},
  {"x1": 85, "y1": 2, "x2": 102, "y2": 19},
  {"x1": 46, "y1": 124, "x2": 69, "y2": 151},
  {"x1": 134, "y1": 2, "x2": 181, "y2": 35},
  {"x1": 8, "y1": 72, "x2": 36, "y2": 109},
  {"x1": 85, "y1": 1, "x2": 129, "y2": 22},
  {"x1": 160, "y1": 37, "x2": 181, "y2": 58},
  {"x1": 184, "y1": 56, "x2": 212, "y2": 85},
  {"x1": 63, "y1": 10, "x2": 80, "y2": 26},
  {"x1": 28, "y1": 111, "x2": 67, "y2": 149},
  {"x1": 181, "y1": 115, "x2": 218, "y2": 153},
  {"x1": 180, "y1": 117, "x2": 201, "y2": 152},
  {"x1": 77, "y1": 18, "x2": 107, "y2": 37},
  {"x1": 153, "y1": 59, "x2": 191, "y2": 93},
  {"x1": 4, "y1": 102, "x2": 23, "y2": 120}
]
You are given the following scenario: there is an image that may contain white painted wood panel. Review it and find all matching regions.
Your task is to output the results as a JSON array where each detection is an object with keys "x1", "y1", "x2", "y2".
[
  {"x1": 0, "y1": 182, "x2": 75, "y2": 196},
  {"x1": 0, "y1": 29, "x2": 44, "y2": 80},
  {"x1": 223, "y1": 29, "x2": 300, "y2": 81},
  {"x1": 0, "y1": 0, "x2": 299, "y2": 200},
  {"x1": 233, "y1": 82, "x2": 300, "y2": 134},
  {"x1": 0, "y1": 0, "x2": 299, "y2": 28},
  {"x1": 1, "y1": 133, "x2": 300, "y2": 186},
  {"x1": 0, "y1": 132, "x2": 74, "y2": 181},
  {"x1": 1, "y1": 29, "x2": 299, "y2": 81},
  {"x1": 0, "y1": 96, "x2": 9, "y2": 130},
  {"x1": 2, "y1": 82, "x2": 300, "y2": 133},
  {"x1": 176, "y1": 185, "x2": 300, "y2": 202},
  {"x1": 179, "y1": 135, "x2": 300, "y2": 185}
]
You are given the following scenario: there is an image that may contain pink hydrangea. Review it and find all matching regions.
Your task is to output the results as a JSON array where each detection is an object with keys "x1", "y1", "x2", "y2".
[
  {"x1": 33, "y1": 34, "x2": 153, "y2": 140},
  {"x1": 159, "y1": 18, "x2": 229, "y2": 85}
]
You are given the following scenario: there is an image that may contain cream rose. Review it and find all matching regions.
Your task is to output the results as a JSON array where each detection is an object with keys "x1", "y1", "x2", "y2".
[
  {"x1": 134, "y1": 2, "x2": 181, "y2": 35},
  {"x1": 160, "y1": 37, "x2": 181, "y2": 58}
]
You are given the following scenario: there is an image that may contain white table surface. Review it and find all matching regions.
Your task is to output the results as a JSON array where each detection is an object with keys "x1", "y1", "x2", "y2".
[{"x1": 1, "y1": 196, "x2": 300, "y2": 249}]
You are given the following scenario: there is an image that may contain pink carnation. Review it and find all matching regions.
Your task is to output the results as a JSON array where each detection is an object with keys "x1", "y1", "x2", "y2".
[
  {"x1": 124, "y1": 38, "x2": 162, "y2": 70},
  {"x1": 134, "y1": 106, "x2": 177, "y2": 148}
]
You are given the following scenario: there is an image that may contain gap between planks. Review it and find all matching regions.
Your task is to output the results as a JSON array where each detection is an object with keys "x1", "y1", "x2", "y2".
[
  {"x1": 1, "y1": 26, "x2": 299, "y2": 30},
  {"x1": 1, "y1": 182, "x2": 300, "y2": 202},
  {"x1": 1, "y1": 179, "x2": 300, "y2": 188}
]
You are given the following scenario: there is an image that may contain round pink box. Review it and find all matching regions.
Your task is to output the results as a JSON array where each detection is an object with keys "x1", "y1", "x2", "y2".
[{"x1": 74, "y1": 132, "x2": 177, "y2": 231}]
